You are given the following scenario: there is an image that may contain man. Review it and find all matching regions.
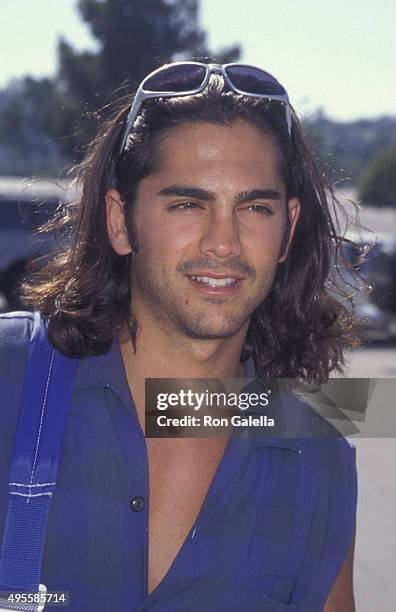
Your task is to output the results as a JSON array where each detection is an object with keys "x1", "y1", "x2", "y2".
[{"x1": 0, "y1": 62, "x2": 358, "y2": 610}]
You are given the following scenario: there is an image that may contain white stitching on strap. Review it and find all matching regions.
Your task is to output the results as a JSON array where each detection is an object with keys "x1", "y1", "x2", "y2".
[
  {"x1": 9, "y1": 482, "x2": 56, "y2": 487},
  {"x1": 10, "y1": 491, "x2": 53, "y2": 498}
]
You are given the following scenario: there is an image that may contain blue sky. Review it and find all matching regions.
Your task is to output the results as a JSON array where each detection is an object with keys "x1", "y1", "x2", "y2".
[{"x1": 0, "y1": 0, "x2": 395, "y2": 121}]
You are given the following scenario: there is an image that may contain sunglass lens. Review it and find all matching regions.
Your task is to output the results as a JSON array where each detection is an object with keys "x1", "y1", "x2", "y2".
[
  {"x1": 226, "y1": 65, "x2": 286, "y2": 96},
  {"x1": 144, "y1": 64, "x2": 207, "y2": 93}
]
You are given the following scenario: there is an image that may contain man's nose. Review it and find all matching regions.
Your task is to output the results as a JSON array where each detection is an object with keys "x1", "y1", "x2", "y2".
[{"x1": 199, "y1": 209, "x2": 242, "y2": 259}]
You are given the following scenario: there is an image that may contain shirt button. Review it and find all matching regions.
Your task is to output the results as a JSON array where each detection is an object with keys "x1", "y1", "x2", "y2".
[{"x1": 130, "y1": 496, "x2": 145, "y2": 512}]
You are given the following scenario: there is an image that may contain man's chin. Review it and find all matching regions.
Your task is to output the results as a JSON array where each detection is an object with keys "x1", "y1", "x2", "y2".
[
  {"x1": 185, "y1": 330, "x2": 236, "y2": 341},
  {"x1": 178, "y1": 317, "x2": 249, "y2": 341}
]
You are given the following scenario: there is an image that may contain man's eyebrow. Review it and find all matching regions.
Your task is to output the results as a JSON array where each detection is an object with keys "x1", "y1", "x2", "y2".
[
  {"x1": 157, "y1": 185, "x2": 282, "y2": 203},
  {"x1": 157, "y1": 185, "x2": 216, "y2": 201}
]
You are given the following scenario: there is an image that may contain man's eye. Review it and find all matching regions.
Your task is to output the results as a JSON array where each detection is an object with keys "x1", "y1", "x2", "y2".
[
  {"x1": 169, "y1": 202, "x2": 202, "y2": 211},
  {"x1": 244, "y1": 204, "x2": 274, "y2": 215}
]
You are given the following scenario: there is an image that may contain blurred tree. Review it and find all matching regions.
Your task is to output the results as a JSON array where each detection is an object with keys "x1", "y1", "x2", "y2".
[
  {"x1": 59, "y1": 0, "x2": 239, "y2": 103},
  {"x1": 0, "y1": 0, "x2": 240, "y2": 175},
  {"x1": 358, "y1": 148, "x2": 396, "y2": 207}
]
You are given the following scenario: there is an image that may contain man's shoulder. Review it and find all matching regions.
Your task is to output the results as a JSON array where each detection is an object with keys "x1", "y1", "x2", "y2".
[
  {"x1": 291, "y1": 397, "x2": 358, "y2": 498},
  {"x1": 266, "y1": 388, "x2": 358, "y2": 487},
  {"x1": 298, "y1": 426, "x2": 357, "y2": 475},
  {"x1": 245, "y1": 377, "x2": 357, "y2": 460},
  {"x1": 286, "y1": 393, "x2": 357, "y2": 461}
]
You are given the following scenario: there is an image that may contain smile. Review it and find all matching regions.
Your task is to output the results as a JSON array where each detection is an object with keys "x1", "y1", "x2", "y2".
[
  {"x1": 186, "y1": 274, "x2": 244, "y2": 296},
  {"x1": 190, "y1": 275, "x2": 239, "y2": 287}
]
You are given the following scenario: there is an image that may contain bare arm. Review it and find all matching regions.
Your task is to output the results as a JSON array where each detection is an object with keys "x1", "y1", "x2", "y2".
[{"x1": 323, "y1": 529, "x2": 356, "y2": 612}]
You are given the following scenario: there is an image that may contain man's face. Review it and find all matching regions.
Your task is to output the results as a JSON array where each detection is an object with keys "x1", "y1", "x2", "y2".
[{"x1": 107, "y1": 119, "x2": 300, "y2": 341}]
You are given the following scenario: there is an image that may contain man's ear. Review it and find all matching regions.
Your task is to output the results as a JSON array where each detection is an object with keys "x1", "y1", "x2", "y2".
[
  {"x1": 278, "y1": 197, "x2": 301, "y2": 263},
  {"x1": 105, "y1": 189, "x2": 133, "y2": 255}
]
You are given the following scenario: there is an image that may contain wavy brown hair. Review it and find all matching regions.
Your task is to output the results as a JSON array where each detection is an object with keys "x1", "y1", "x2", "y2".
[{"x1": 21, "y1": 74, "x2": 365, "y2": 383}]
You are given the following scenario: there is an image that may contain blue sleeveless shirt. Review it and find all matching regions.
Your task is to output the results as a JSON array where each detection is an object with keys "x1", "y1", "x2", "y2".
[{"x1": 0, "y1": 312, "x2": 357, "y2": 611}]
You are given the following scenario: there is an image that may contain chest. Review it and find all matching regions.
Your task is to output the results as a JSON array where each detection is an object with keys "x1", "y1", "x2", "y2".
[{"x1": 146, "y1": 437, "x2": 229, "y2": 595}]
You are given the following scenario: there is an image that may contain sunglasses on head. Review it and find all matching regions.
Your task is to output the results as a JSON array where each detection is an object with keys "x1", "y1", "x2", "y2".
[{"x1": 119, "y1": 61, "x2": 292, "y2": 154}]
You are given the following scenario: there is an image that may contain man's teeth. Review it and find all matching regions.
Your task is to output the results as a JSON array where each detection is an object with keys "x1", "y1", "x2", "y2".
[{"x1": 191, "y1": 276, "x2": 238, "y2": 287}]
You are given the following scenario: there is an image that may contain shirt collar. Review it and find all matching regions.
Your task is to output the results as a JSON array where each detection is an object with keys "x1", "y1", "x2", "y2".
[
  {"x1": 74, "y1": 337, "x2": 134, "y2": 411},
  {"x1": 74, "y1": 340, "x2": 301, "y2": 454}
]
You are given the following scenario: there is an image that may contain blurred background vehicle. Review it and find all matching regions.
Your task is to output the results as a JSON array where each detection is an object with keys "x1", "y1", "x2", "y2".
[
  {"x1": 340, "y1": 204, "x2": 396, "y2": 344},
  {"x1": 343, "y1": 242, "x2": 396, "y2": 343},
  {"x1": 0, "y1": 176, "x2": 76, "y2": 312}
]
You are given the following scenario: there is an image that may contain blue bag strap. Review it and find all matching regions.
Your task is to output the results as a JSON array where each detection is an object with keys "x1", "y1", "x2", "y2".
[{"x1": 0, "y1": 311, "x2": 78, "y2": 593}]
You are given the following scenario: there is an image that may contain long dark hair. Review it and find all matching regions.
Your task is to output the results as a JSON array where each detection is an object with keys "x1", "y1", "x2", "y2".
[{"x1": 21, "y1": 75, "x2": 365, "y2": 383}]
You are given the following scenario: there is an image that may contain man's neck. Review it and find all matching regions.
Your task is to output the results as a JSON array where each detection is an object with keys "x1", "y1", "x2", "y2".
[{"x1": 119, "y1": 314, "x2": 247, "y2": 426}]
